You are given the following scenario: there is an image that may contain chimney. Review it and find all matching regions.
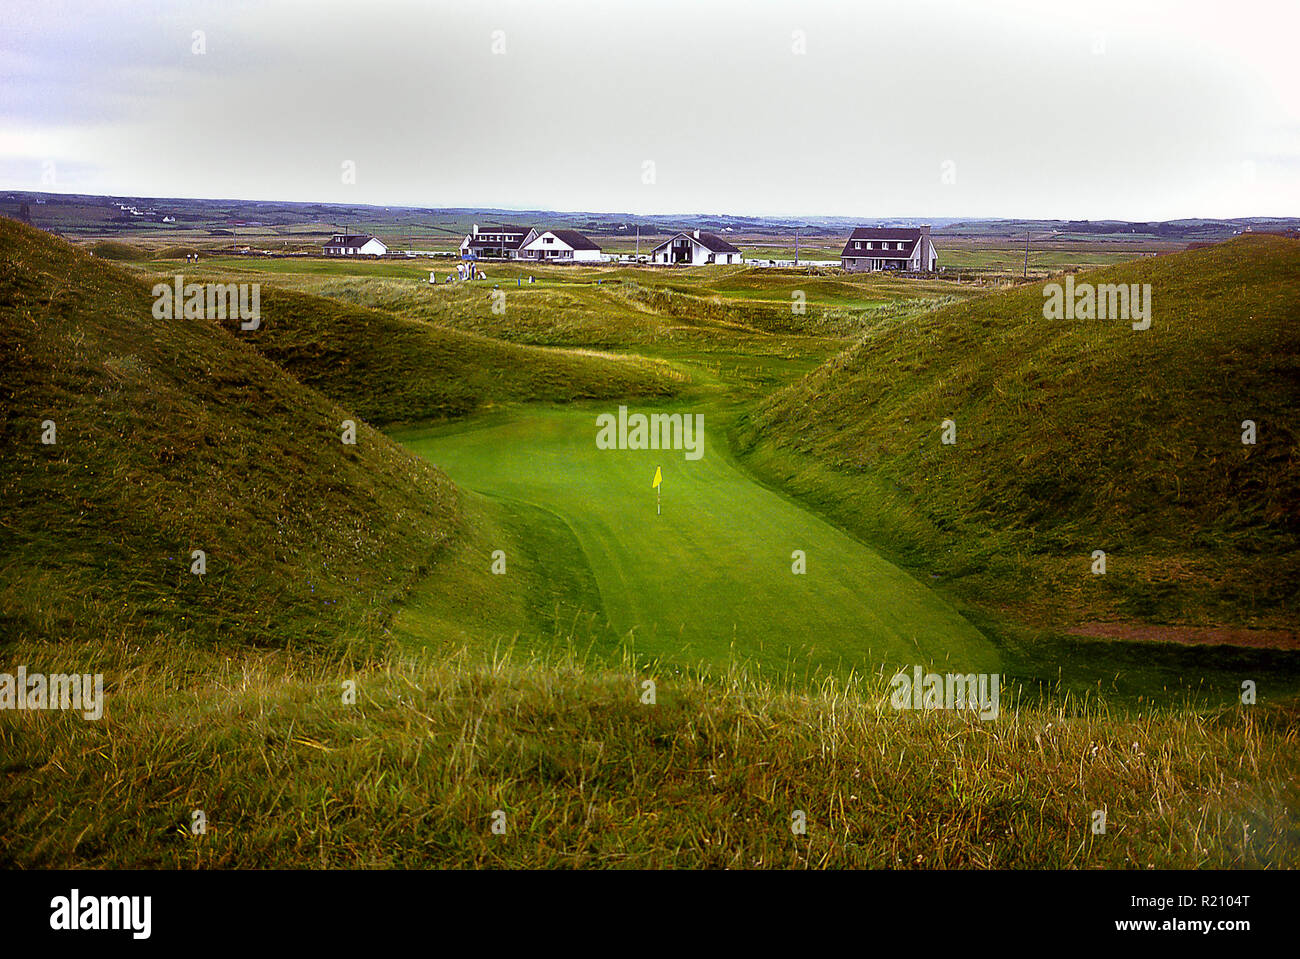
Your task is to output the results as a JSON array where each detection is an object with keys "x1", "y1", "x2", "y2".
[
  {"x1": 693, "y1": 229, "x2": 700, "y2": 239},
  {"x1": 472, "y1": 223, "x2": 478, "y2": 235},
  {"x1": 918, "y1": 224, "x2": 931, "y2": 235}
]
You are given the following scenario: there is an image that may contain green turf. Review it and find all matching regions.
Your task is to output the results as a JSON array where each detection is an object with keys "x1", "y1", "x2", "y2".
[
  {"x1": 393, "y1": 404, "x2": 1001, "y2": 679},
  {"x1": 738, "y1": 234, "x2": 1300, "y2": 636},
  {"x1": 186, "y1": 283, "x2": 686, "y2": 426},
  {"x1": 0, "y1": 216, "x2": 461, "y2": 651},
  {"x1": 155, "y1": 256, "x2": 983, "y2": 345},
  {"x1": 5, "y1": 216, "x2": 1298, "y2": 870}
]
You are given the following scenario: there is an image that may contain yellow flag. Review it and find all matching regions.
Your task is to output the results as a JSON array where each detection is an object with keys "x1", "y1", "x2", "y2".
[{"x1": 652, "y1": 466, "x2": 662, "y2": 488}]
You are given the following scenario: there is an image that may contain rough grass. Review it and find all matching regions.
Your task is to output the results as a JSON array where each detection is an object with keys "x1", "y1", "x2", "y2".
[
  {"x1": 4, "y1": 219, "x2": 1297, "y2": 870},
  {"x1": 190, "y1": 258, "x2": 977, "y2": 347},
  {"x1": 152, "y1": 244, "x2": 201, "y2": 260},
  {"x1": 180, "y1": 281, "x2": 688, "y2": 425},
  {"x1": 738, "y1": 235, "x2": 1300, "y2": 633},
  {"x1": 272, "y1": 275, "x2": 744, "y2": 346},
  {"x1": 86, "y1": 239, "x2": 146, "y2": 260},
  {"x1": 0, "y1": 216, "x2": 459, "y2": 650},
  {"x1": 2, "y1": 638, "x2": 1295, "y2": 868}
]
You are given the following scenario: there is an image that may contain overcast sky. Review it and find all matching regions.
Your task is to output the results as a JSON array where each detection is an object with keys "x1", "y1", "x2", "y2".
[{"x1": 3, "y1": 0, "x2": 1297, "y2": 219}]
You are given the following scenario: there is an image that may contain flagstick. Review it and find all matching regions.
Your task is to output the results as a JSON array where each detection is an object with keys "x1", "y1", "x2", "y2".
[{"x1": 657, "y1": 484, "x2": 661, "y2": 516}]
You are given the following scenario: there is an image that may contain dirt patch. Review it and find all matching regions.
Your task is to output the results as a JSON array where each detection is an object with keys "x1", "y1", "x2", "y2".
[{"x1": 1069, "y1": 621, "x2": 1300, "y2": 651}]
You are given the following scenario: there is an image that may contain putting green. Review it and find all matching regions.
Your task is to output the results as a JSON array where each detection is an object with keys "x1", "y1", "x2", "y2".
[{"x1": 396, "y1": 405, "x2": 1000, "y2": 678}]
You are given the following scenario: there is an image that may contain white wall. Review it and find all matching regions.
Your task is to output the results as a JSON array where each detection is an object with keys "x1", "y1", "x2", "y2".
[
  {"x1": 649, "y1": 233, "x2": 740, "y2": 265},
  {"x1": 519, "y1": 232, "x2": 602, "y2": 261}
]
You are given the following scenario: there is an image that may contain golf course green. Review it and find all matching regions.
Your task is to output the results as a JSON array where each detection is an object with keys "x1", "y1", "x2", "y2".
[{"x1": 395, "y1": 403, "x2": 1001, "y2": 679}]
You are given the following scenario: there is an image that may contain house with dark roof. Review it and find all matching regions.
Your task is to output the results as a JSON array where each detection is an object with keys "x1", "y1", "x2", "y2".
[
  {"x1": 324, "y1": 233, "x2": 387, "y2": 256},
  {"x1": 518, "y1": 229, "x2": 602, "y2": 262},
  {"x1": 840, "y1": 226, "x2": 937, "y2": 272},
  {"x1": 459, "y1": 223, "x2": 539, "y2": 259},
  {"x1": 649, "y1": 230, "x2": 742, "y2": 265}
]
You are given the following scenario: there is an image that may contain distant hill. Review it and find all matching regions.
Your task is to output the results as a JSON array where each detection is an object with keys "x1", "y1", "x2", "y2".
[
  {"x1": 738, "y1": 234, "x2": 1300, "y2": 631},
  {"x1": 0, "y1": 216, "x2": 459, "y2": 649},
  {"x1": 10, "y1": 190, "x2": 1295, "y2": 245}
]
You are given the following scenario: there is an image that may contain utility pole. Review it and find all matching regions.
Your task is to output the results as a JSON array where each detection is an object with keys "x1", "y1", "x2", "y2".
[
  {"x1": 636, "y1": 224, "x2": 640, "y2": 258},
  {"x1": 794, "y1": 230, "x2": 799, "y2": 266},
  {"x1": 1023, "y1": 230, "x2": 1030, "y2": 279}
]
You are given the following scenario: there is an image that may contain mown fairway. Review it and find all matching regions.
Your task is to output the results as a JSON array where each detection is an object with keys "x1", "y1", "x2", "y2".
[{"x1": 395, "y1": 404, "x2": 1000, "y2": 678}]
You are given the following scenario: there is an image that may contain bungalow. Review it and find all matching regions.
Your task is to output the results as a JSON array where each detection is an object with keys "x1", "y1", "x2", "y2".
[
  {"x1": 840, "y1": 226, "x2": 937, "y2": 272},
  {"x1": 649, "y1": 230, "x2": 742, "y2": 265},
  {"x1": 517, "y1": 229, "x2": 602, "y2": 262},
  {"x1": 324, "y1": 233, "x2": 388, "y2": 256},
  {"x1": 460, "y1": 223, "x2": 538, "y2": 259}
]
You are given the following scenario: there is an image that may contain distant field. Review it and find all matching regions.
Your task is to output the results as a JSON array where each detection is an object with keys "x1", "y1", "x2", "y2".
[
  {"x1": 935, "y1": 242, "x2": 1171, "y2": 273},
  {"x1": 137, "y1": 239, "x2": 1178, "y2": 278},
  {"x1": 741, "y1": 245, "x2": 845, "y2": 261},
  {"x1": 6, "y1": 195, "x2": 1207, "y2": 277}
]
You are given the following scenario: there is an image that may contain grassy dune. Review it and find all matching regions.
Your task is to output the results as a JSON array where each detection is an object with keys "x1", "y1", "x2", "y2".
[
  {"x1": 3, "y1": 220, "x2": 1297, "y2": 869},
  {"x1": 196, "y1": 284, "x2": 687, "y2": 425},
  {"x1": 182, "y1": 256, "x2": 975, "y2": 346},
  {"x1": 0, "y1": 216, "x2": 459, "y2": 650},
  {"x1": 738, "y1": 235, "x2": 1300, "y2": 635},
  {"x1": 166, "y1": 262, "x2": 702, "y2": 345},
  {"x1": 86, "y1": 239, "x2": 147, "y2": 260}
]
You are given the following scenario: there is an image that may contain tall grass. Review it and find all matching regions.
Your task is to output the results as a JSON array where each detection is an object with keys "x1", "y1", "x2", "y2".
[
  {"x1": 3, "y1": 637, "x2": 1295, "y2": 868},
  {"x1": 738, "y1": 235, "x2": 1300, "y2": 633}
]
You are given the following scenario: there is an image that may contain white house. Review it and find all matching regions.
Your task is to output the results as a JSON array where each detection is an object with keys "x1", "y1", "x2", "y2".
[
  {"x1": 459, "y1": 223, "x2": 538, "y2": 259},
  {"x1": 840, "y1": 226, "x2": 938, "y2": 272},
  {"x1": 517, "y1": 229, "x2": 602, "y2": 262},
  {"x1": 324, "y1": 233, "x2": 388, "y2": 256},
  {"x1": 649, "y1": 230, "x2": 742, "y2": 265}
]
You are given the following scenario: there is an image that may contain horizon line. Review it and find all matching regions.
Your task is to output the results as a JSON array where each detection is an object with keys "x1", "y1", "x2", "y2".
[{"x1": 6, "y1": 188, "x2": 1297, "y2": 225}]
